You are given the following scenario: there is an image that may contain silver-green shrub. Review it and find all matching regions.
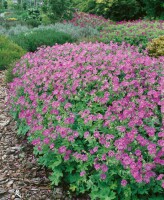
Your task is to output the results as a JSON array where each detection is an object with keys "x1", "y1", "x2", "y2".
[
  {"x1": 0, "y1": 25, "x2": 30, "y2": 36},
  {"x1": 7, "y1": 25, "x2": 30, "y2": 36},
  {"x1": 0, "y1": 26, "x2": 6, "y2": 35},
  {"x1": 34, "y1": 23, "x2": 99, "y2": 39},
  {"x1": 0, "y1": 23, "x2": 99, "y2": 39}
]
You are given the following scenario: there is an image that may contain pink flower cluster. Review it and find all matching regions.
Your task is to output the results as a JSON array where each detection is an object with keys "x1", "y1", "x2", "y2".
[
  {"x1": 8, "y1": 42, "x2": 164, "y2": 188},
  {"x1": 68, "y1": 12, "x2": 111, "y2": 28}
]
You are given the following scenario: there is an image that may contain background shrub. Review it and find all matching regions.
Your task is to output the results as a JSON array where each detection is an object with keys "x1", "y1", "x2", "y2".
[
  {"x1": 0, "y1": 22, "x2": 99, "y2": 41},
  {"x1": 0, "y1": 24, "x2": 30, "y2": 36},
  {"x1": 0, "y1": 25, "x2": 6, "y2": 35},
  {"x1": 35, "y1": 23, "x2": 99, "y2": 39},
  {"x1": 24, "y1": 8, "x2": 42, "y2": 27},
  {"x1": 106, "y1": 0, "x2": 143, "y2": 21},
  {"x1": 41, "y1": 13, "x2": 52, "y2": 25},
  {"x1": 10, "y1": 29, "x2": 75, "y2": 52},
  {"x1": 147, "y1": 35, "x2": 164, "y2": 57},
  {"x1": 0, "y1": 35, "x2": 26, "y2": 70},
  {"x1": 72, "y1": 0, "x2": 97, "y2": 14},
  {"x1": 8, "y1": 42, "x2": 164, "y2": 199},
  {"x1": 48, "y1": 0, "x2": 74, "y2": 21},
  {"x1": 141, "y1": 0, "x2": 164, "y2": 19},
  {"x1": 72, "y1": 0, "x2": 164, "y2": 21}
]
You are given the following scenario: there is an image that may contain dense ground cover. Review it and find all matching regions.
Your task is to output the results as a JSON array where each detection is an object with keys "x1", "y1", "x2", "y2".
[
  {"x1": 88, "y1": 20, "x2": 164, "y2": 49},
  {"x1": 8, "y1": 42, "x2": 164, "y2": 199},
  {"x1": 1, "y1": 3, "x2": 164, "y2": 199}
]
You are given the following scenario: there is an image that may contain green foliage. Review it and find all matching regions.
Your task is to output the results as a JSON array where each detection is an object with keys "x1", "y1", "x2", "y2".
[
  {"x1": 25, "y1": 8, "x2": 42, "y2": 27},
  {"x1": 106, "y1": 0, "x2": 143, "y2": 21},
  {"x1": 72, "y1": 0, "x2": 97, "y2": 14},
  {"x1": 23, "y1": 2, "x2": 27, "y2": 10},
  {"x1": 73, "y1": 0, "x2": 164, "y2": 20},
  {"x1": 4, "y1": 1, "x2": 8, "y2": 9},
  {"x1": 41, "y1": 13, "x2": 52, "y2": 25},
  {"x1": 141, "y1": 0, "x2": 164, "y2": 19},
  {"x1": 10, "y1": 29, "x2": 75, "y2": 52},
  {"x1": 5, "y1": 64, "x2": 17, "y2": 83},
  {"x1": 0, "y1": 35, "x2": 26, "y2": 70},
  {"x1": 147, "y1": 35, "x2": 164, "y2": 57},
  {"x1": 49, "y1": 0, "x2": 74, "y2": 21},
  {"x1": 73, "y1": 0, "x2": 143, "y2": 20},
  {"x1": 92, "y1": 21, "x2": 164, "y2": 49},
  {"x1": 25, "y1": 18, "x2": 41, "y2": 27}
]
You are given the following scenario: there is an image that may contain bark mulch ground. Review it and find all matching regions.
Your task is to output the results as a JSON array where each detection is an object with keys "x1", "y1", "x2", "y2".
[{"x1": 0, "y1": 71, "x2": 65, "y2": 200}]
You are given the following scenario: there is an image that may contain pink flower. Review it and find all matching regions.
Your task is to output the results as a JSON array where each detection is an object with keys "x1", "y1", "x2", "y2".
[
  {"x1": 64, "y1": 155, "x2": 70, "y2": 161},
  {"x1": 64, "y1": 117, "x2": 75, "y2": 124},
  {"x1": 32, "y1": 139, "x2": 40, "y2": 146},
  {"x1": 157, "y1": 174, "x2": 164, "y2": 180},
  {"x1": 50, "y1": 109, "x2": 59, "y2": 115},
  {"x1": 81, "y1": 154, "x2": 88, "y2": 161},
  {"x1": 105, "y1": 134, "x2": 114, "y2": 140},
  {"x1": 43, "y1": 138, "x2": 50, "y2": 144},
  {"x1": 42, "y1": 129, "x2": 50, "y2": 136},
  {"x1": 108, "y1": 150, "x2": 115, "y2": 157},
  {"x1": 162, "y1": 181, "x2": 164, "y2": 188},
  {"x1": 94, "y1": 163, "x2": 101, "y2": 170},
  {"x1": 93, "y1": 146, "x2": 98, "y2": 153},
  {"x1": 50, "y1": 143, "x2": 54, "y2": 149},
  {"x1": 121, "y1": 180, "x2": 127, "y2": 186},
  {"x1": 84, "y1": 131, "x2": 89, "y2": 138},
  {"x1": 158, "y1": 140, "x2": 164, "y2": 147},
  {"x1": 117, "y1": 126, "x2": 126, "y2": 132},
  {"x1": 58, "y1": 146, "x2": 67, "y2": 154},
  {"x1": 100, "y1": 173, "x2": 106, "y2": 180},
  {"x1": 80, "y1": 171, "x2": 86, "y2": 177},
  {"x1": 64, "y1": 103, "x2": 72, "y2": 109},
  {"x1": 101, "y1": 164, "x2": 108, "y2": 172},
  {"x1": 135, "y1": 150, "x2": 141, "y2": 156},
  {"x1": 94, "y1": 131, "x2": 100, "y2": 138},
  {"x1": 147, "y1": 143, "x2": 156, "y2": 155},
  {"x1": 37, "y1": 146, "x2": 42, "y2": 151},
  {"x1": 158, "y1": 132, "x2": 164, "y2": 137}
]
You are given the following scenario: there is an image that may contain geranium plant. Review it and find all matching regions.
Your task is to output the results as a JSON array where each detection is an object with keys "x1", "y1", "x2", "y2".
[{"x1": 8, "y1": 42, "x2": 164, "y2": 199}]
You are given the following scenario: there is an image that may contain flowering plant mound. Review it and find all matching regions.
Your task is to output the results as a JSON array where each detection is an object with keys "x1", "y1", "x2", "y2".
[
  {"x1": 94, "y1": 20, "x2": 164, "y2": 49},
  {"x1": 68, "y1": 12, "x2": 111, "y2": 29},
  {"x1": 8, "y1": 42, "x2": 164, "y2": 199}
]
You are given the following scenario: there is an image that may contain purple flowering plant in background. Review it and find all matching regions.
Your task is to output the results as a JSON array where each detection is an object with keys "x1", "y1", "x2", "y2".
[
  {"x1": 89, "y1": 20, "x2": 164, "y2": 49},
  {"x1": 7, "y1": 42, "x2": 164, "y2": 199},
  {"x1": 68, "y1": 11, "x2": 112, "y2": 29}
]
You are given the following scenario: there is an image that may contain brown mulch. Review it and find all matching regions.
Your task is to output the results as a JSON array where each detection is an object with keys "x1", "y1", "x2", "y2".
[{"x1": 0, "y1": 71, "x2": 63, "y2": 200}]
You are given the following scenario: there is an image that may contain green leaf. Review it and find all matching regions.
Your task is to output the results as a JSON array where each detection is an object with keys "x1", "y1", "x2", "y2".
[
  {"x1": 49, "y1": 156, "x2": 62, "y2": 169},
  {"x1": 148, "y1": 196, "x2": 164, "y2": 200},
  {"x1": 49, "y1": 168, "x2": 63, "y2": 186}
]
